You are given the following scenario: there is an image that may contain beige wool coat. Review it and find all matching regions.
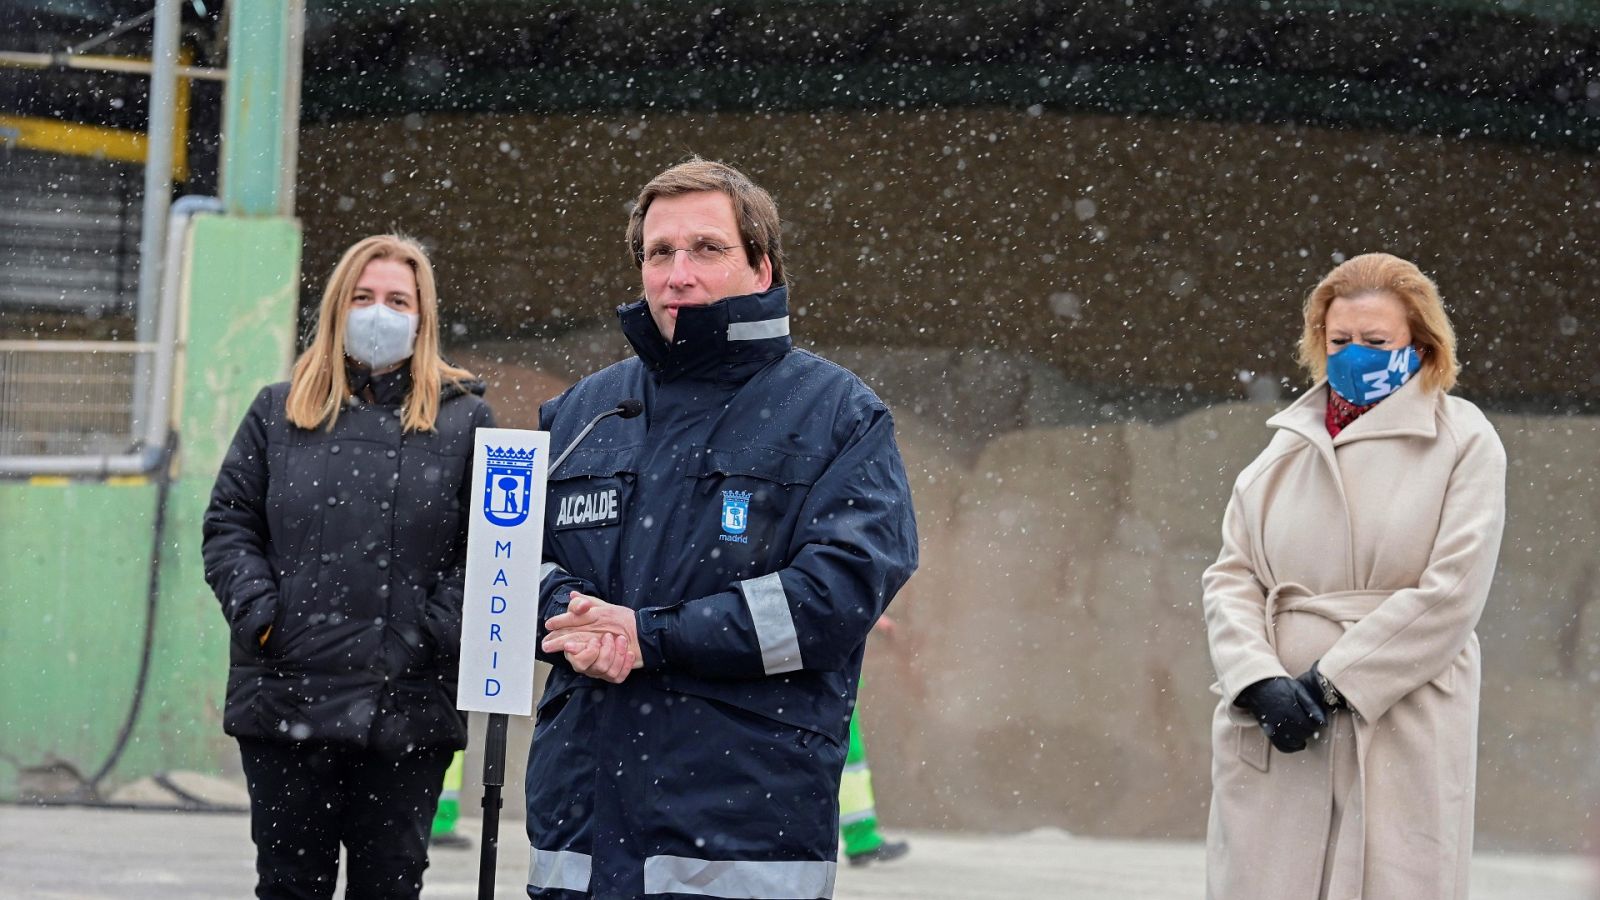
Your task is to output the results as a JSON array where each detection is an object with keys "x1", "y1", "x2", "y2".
[{"x1": 1203, "y1": 377, "x2": 1506, "y2": 900}]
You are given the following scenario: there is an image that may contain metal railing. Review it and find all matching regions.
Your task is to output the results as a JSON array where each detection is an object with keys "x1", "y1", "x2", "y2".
[
  {"x1": 0, "y1": 341, "x2": 153, "y2": 458},
  {"x1": 0, "y1": 195, "x2": 221, "y2": 476},
  {"x1": 0, "y1": 0, "x2": 213, "y2": 477}
]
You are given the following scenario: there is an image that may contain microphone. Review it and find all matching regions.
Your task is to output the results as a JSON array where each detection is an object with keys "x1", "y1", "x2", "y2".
[{"x1": 548, "y1": 399, "x2": 643, "y2": 475}]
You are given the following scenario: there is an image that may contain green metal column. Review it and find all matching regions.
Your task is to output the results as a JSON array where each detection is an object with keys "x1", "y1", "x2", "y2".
[
  {"x1": 148, "y1": 0, "x2": 308, "y2": 782},
  {"x1": 93, "y1": 0, "x2": 308, "y2": 790},
  {"x1": 221, "y1": 0, "x2": 304, "y2": 216},
  {"x1": 193, "y1": 0, "x2": 307, "y2": 474},
  {"x1": 109, "y1": 0, "x2": 308, "y2": 789}
]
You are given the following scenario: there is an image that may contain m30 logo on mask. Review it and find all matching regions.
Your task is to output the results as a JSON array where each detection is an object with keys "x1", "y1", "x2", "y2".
[
  {"x1": 483, "y1": 446, "x2": 537, "y2": 527},
  {"x1": 720, "y1": 490, "x2": 751, "y2": 544},
  {"x1": 1327, "y1": 343, "x2": 1421, "y2": 405}
]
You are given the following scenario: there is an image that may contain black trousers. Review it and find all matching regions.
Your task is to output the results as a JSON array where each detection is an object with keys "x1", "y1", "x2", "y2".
[{"x1": 237, "y1": 737, "x2": 454, "y2": 900}]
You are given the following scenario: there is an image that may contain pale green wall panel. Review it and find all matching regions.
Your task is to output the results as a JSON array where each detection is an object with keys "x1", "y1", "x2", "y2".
[
  {"x1": 0, "y1": 215, "x2": 299, "y2": 798},
  {"x1": 0, "y1": 482, "x2": 158, "y2": 793}
]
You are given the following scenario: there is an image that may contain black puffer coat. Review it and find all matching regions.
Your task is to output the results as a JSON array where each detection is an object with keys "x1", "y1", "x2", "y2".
[{"x1": 202, "y1": 372, "x2": 493, "y2": 753}]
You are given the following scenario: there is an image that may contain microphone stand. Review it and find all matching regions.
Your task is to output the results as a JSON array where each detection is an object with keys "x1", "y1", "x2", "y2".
[
  {"x1": 476, "y1": 713, "x2": 508, "y2": 900},
  {"x1": 476, "y1": 400, "x2": 641, "y2": 899}
]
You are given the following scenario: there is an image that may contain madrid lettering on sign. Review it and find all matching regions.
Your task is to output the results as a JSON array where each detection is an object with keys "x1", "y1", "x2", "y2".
[{"x1": 482, "y1": 539, "x2": 512, "y2": 697}]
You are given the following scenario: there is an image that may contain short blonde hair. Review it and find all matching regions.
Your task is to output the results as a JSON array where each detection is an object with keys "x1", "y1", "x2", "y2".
[
  {"x1": 1296, "y1": 252, "x2": 1459, "y2": 393},
  {"x1": 286, "y1": 234, "x2": 473, "y2": 432}
]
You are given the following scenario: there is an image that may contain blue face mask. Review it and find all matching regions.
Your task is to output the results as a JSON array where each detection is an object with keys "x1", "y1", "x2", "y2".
[{"x1": 1326, "y1": 343, "x2": 1422, "y2": 405}]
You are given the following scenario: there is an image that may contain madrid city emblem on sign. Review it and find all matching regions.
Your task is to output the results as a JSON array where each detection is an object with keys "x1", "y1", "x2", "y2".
[{"x1": 482, "y1": 446, "x2": 538, "y2": 527}]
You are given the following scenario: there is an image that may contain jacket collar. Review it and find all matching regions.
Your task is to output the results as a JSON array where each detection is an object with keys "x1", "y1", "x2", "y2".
[
  {"x1": 618, "y1": 285, "x2": 793, "y2": 383},
  {"x1": 345, "y1": 358, "x2": 413, "y2": 407},
  {"x1": 344, "y1": 358, "x2": 486, "y2": 406},
  {"x1": 1268, "y1": 377, "x2": 1439, "y2": 449}
]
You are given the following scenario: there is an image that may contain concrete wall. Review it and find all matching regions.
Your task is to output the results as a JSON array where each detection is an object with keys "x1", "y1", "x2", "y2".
[
  {"x1": 457, "y1": 340, "x2": 1598, "y2": 854},
  {"x1": 878, "y1": 387, "x2": 1598, "y2": 853},
  {"x1": 873, "y1": 403, "x2": 1598, "y2": 852}
]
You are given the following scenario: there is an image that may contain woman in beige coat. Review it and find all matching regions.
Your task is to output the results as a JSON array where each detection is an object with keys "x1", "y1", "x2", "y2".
[{"x1": 1203, "y1": 253, "x2": 1506, "y2": 900}]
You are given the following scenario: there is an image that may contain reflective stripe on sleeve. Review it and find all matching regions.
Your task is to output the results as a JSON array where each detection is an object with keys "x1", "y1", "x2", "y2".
[
  {"x1": 539, "y1": 562, "x2": 563, "y2": 581},
  {"x1": 740, "y1": 572, "x2": 801, "y2": 675},
  {"x1": 643, "y1": 854, "x2": 836, "y2": 899},
  {"x1": 727, "y1": 316, "x2": 791, "y2": 341},
  {"x1": 528, "y1": 847, "x2": 591, "y2": 893}
]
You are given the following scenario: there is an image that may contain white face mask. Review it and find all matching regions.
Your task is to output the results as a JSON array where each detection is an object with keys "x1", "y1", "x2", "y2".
[{"x1": 344, "y1": 304, "x2": 419, "y2": 370}]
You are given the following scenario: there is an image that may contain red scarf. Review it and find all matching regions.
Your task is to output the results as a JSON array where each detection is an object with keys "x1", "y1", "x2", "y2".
[{"x1": 1326, "y1": 389, "x2": 1377, "y2": 438}]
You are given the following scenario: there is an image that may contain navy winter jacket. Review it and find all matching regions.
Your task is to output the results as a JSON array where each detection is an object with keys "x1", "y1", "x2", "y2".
[{"x1": 525, "y1": 286, "x2": 918, "y2": 900}]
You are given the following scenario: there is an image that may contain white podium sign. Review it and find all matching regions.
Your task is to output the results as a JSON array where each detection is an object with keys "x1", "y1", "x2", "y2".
[{"x1": 457, "y1": 428, "x2": 550, "y2": 715}]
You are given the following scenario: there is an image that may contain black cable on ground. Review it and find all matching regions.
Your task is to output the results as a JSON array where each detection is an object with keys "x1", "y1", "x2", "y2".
[{"x1": 86, "y1": 429, "x2": 180, "y2": 797}]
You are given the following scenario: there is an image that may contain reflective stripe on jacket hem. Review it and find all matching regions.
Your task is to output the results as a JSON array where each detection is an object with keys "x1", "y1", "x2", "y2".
[
  {"x1": 643, "y1": 854, "x2": 836, "y2": 899},
  {"x1": 740, "y1": 572, "x2": 802, "y2": 675},
  {"x1": 528, "y1": 847, "x2": 591, "y2": 893}
]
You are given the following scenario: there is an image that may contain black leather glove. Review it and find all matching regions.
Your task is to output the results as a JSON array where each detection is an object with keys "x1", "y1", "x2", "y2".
[
  {"x1": 1294, "y1": 661, "x2": 1342, "y2": 719},
  {"x1": 1235, "y1": 676, "x2": 1328, "y2": 753}
]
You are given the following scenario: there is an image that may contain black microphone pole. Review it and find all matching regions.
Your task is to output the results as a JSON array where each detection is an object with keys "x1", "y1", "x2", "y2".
[
  {"x1": 547, "y1": 398, "x2": 644, "y2": 475},
  {"x1": 477, "y1": 712, "x2": 508, "y2": 900},
  {"x1": 476, "y1": 399, "x2": 642, "y2": 900}
]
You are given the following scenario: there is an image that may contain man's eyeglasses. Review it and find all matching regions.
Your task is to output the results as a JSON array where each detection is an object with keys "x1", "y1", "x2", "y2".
[{"x1": 640, "y1": 241, "x2": 744, "y2": 268}]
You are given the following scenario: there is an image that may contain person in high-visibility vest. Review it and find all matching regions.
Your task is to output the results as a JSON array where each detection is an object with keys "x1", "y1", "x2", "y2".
[
  {"x1": 841, "y1": 614, "x2": 909, "y2": 867},
  {"x1": 430, "y1": 751, "x2": 470, "y2": 848}
]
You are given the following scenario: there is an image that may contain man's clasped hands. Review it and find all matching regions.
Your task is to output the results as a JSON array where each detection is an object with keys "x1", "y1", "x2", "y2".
[{"x1": 540, "y1": 591, "x2": 643, "y2": 684}]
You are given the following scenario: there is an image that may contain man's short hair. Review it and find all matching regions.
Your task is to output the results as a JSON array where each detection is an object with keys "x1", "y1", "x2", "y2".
[{"x1": 627, "y1": 158, "x2": 787, "y2": 287}]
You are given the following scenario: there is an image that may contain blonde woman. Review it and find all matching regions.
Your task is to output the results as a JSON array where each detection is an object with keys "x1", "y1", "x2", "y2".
[
  {"x1": 1204, "y1": 253, "x2": 1506, "y2": 899},
  {"x1": 203, "y1": 235, "x2": 494, "y2": 899}
]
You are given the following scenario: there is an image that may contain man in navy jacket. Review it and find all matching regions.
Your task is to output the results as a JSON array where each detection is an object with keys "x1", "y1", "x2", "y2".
[{"x1": 524, "y1": 159, "x2": 919, "y2": 900}]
